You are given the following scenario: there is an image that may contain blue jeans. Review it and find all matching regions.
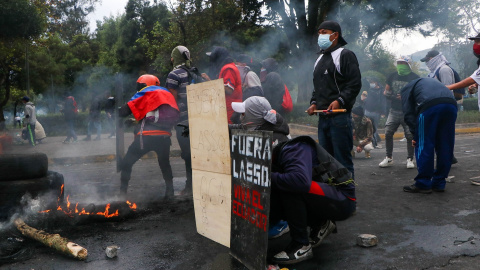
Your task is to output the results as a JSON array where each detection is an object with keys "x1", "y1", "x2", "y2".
[
  {"x1": 87, "y1": 120, "x2": 101, "y2": 138},
  {"x1": 317, "y1": 113, "x2": 354, "y2": 179}
]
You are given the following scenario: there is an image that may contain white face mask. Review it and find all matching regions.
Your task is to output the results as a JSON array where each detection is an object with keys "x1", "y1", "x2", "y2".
[{"x1": 370, "y1": 83, "x2": 376, "y2": 88}]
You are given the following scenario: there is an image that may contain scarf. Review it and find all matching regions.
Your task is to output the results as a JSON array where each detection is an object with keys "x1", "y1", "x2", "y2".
[{"x1": 426, "y1": 53, "x2": 449, "y2": 74}]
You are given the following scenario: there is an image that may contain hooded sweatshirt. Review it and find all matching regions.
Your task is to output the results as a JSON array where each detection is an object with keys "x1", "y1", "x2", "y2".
[{"x1": 24, "y1": 102, "x2": 36, "y2": 125}]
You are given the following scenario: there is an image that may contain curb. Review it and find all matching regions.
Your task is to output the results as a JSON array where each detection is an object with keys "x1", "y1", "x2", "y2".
[
  {"x1": 48, "y1": 150, "x2": 181, "y2": 166},
  {"x1": 378, "y1": 127, "x2": 480, "y2": 140}
]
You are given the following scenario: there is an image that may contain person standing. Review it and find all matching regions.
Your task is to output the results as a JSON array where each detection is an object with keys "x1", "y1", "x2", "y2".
[
  {"x1": 14, "y1": 115, "x2": 22, "y2": 128},
  {"x1": 260, "y1": 58, "x2": 286, "y2": 114},
  {"x1": 104, "y1": 93, "x2": 116, "y2": 139},
  {"x1": 379, "y1": 56, "x2": 419, "y2": 169},
  {"x1": 401, "y1": 78, "x2": 457, "y2": 193},
  {"x1": 62, "y1": 94, "x2": 78, "y2": 143},
  {"x1": 306, "y1": 21, "x2": 362, "y2": 178},
  {"x1": 202, "y1": 46, "x2": 242, "y2": 124},
  {"x1": 84, "y1": 93, "x2": 103, "y2": 141},
  {"x1": 364, "y1": 77, "x2": 387, "y2": 148},
  {"x1": 166, "y1": 45, "x2": 204, "y2": 195},
  {"x1": 21, "y1": 96, "x2": 36, "y2": 146},
  {"x1": 421, "y1": 50, "x2": 460, "y2": 164},
  {"x1": 447, "y1": 33, "x2": 480, "y2": 185},
  {"x1": 118, "y1": 74, "x2": 179, "y2": 198}
]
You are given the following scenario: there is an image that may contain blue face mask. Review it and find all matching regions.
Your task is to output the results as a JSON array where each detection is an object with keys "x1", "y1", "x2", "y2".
[{"x1": 318, "y1": 33, "x2": 335, "y2": 50}]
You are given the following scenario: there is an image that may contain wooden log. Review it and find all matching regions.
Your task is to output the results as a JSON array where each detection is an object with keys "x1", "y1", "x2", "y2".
[{"x1": 14, "y1": 218, "x2": 88, "y2": 260}]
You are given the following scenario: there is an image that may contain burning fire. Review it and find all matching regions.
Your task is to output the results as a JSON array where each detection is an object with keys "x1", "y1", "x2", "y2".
[{"x1": 39, "y1": 185, "x2": 137, "y2": 218}]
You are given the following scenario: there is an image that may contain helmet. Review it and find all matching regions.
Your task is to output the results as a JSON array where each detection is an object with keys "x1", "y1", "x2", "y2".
[
  {"x1": 137, "y1": 74, "x2": 160, "y2": 86},
  {"x1": 136, "y1": 74, "x2": 160, "y2": 92}
]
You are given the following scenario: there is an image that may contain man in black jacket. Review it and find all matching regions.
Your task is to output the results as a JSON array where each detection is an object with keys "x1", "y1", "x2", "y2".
[
  {"x1": 306, "y1": 21, "x2": 362, "y2": 179},
  {"x1": 401, "y1": 78, "x2": 457, "y2": 193}
]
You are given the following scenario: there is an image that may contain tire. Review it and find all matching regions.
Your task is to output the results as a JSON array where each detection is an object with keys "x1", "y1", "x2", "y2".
[
  {"x1": 0, "y1": 171, "x2": 64, "y2": 220},
  {"x1": 0, "y1": 153, "x2": 48, "y2": 181}
]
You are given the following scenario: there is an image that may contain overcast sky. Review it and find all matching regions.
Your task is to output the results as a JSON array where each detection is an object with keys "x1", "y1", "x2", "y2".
[{"x1": 86, "y1": 0, "x2": 440, "y2": 57}]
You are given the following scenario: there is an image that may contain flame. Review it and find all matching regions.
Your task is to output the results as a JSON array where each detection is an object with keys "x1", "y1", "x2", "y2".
[{"x1": 39, "y1": 185, "x2": 136, "y2": 218}]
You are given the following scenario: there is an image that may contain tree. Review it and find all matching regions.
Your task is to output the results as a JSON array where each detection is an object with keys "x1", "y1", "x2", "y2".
[{"x1": 0, "y1": 0, "x2": 45, "y2": 129}]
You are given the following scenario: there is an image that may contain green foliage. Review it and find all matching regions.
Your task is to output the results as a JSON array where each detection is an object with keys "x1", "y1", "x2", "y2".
[
  {"x1": 456, "y1": 110, "x2": 480, "y2": 124},
  {"x1": 462, "y1": 98, "x2": 479, "y2": 111}
]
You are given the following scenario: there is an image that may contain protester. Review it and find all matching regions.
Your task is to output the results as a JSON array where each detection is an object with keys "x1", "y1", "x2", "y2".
[
  {"x1": 352, "y1": 106, "x2": 374, "y2": 158},
  {"x1": 62, "y1": 94, "x2": 78, "y2": 143},
  {"x1": 306, "y1": 20, "x2": 362, "y2": 178},
  {"x1": 364, "y1": 77, "x2": 387, "y2": 148},
  {"x1": 447, "y1": 33, "x2": 480, "y2": 115},
  {"x1": 260, "y1": 58, "x2": 286, "y2": 114},
  {"x1": 235, "y1": 54, "x2": 264, "y2": 100},
  {"x1": 379, "y1": 56, "x2": 418, "y2": 169},
  {"x1": 202, "y1": 46, "x2": 242, "y2": 124},
  {"x1": 232, "y1": 96, "x2": 355, "y2": 264},
  {"x1": 401, "y1": 78, "x2": 457, "y2": 193},
  {"x1": 104, "y1": 93, "x2": 116, "y2": 139},
  {"x1": 83, "y1": 93, "x2": 104, "y2": 141},
  {"x1": 421, "y1": 50, "x2": 460, "y2": 164},
  {"x1": 118, "y1": 74, "x2": 179, "y2": 198},
  {"x1": 166, "y1": 45, "x2": 205, "y2": 195},
  {"x1": 21, "y1": 96, "x2": 36, "y2": 146}
]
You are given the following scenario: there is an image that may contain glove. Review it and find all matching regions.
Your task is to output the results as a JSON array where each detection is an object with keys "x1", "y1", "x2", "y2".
[
  {"x1": 124, "y1": 118, "x2": 136, "y2": 127},
  {"x1": 177, "y1": 123, "x2": 189, "y2": 137}
]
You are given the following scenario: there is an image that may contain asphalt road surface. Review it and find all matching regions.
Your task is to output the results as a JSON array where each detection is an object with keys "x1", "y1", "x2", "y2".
[{"x1": 2, "y1": 133, "x2": 480, "y2": 270}]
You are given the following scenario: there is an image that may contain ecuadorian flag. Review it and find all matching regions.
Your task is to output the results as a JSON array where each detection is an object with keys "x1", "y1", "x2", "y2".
[{"x1": 127, "y1": 86, "x2": 179, "y2": 121}]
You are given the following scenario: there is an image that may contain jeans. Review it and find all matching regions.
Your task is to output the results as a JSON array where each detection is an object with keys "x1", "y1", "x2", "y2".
[
  {"x1": 269, "y1": 186, "x2": 356, "y2": 245},
  {"x1": 364, "y1": 110, "x2": 381, "y2": 145},
  {"x1": 120, "y1": 135, "x2": 173, "y2": 193},
  {"x1": 317, "y1": 113, "x2": 354, "y2": 179},
  {"x1": 384, "y1": 109, "x2": 414, "y2": 159},
  {"x1": 87, "y1": 120, "x2": 101, "y2": 139}
]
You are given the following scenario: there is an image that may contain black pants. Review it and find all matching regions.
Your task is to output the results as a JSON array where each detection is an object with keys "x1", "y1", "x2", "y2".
[
  {"x1": 120, "y1": 135, "x2": 173, "y2": 193},
  {"x1": 26, "y1": 123, "x2": 36, "y2": 146},
  {"x1": 269, "y1": 187, "x2": 356, "y2": 245},
  {"x1": 175, "y1": 125, "x2": 192, "y2": 190}
]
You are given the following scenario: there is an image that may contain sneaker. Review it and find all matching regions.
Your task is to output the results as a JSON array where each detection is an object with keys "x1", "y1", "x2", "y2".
[
  {"x1": 63, "y1": 139, "x2": 70, "y2": 144},
  {"x1": 108, "y1": 135, "x2": 116, "y2": 139},
  {"x1": 379, "y1": 157, "x2": 393, "y2": 168},
  {"x1": 309, "y1": 220, "x2": 336, "y2": 248},
  {"x1": 403, "y1": 184, "x2": 432, "y2": 194},
  {"x1": 399, "y1": 137, "x2": 407, "y2": 142},
  {"x1": 375, "y1": 144, "x2": 383, "y2": 149},
  {"x1": 268, "y1": 220, "x2": 290, "y2": 239},
  {"x1": 272, "y1": 242, "x2": 313, "y2": 265},
  {"x1": 471, "y1": 179, "x2": 480, "y2": 186},
  {"x1": 406, "y1": 158, "x2": 415, "y2": 169}
]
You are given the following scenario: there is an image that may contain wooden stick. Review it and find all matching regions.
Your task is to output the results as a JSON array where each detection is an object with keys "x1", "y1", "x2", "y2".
[
  {"x1": 14, "y1": 218, "x2": 88, "y2": 260},
  {"x1": 305, "y1": 109, "x2": 348, "y2": 113}
]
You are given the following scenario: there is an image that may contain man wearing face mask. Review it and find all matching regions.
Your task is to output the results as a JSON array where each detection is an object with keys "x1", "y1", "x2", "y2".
[
  {"x1": 447, "y1": 33, "x2": 480, "y2": 185},
  {"x1": 448, "y1": 33, "x2": 480, "y2": 113},
  {"x1": 166, "y1": 45, "x2": 205, "y2": 195},
  {"x1": 306, "y1": 21, "x2": 362, "y2": 179},
  {"x1": 379, "y1": 56, "x2": 419, "y2": 169}
]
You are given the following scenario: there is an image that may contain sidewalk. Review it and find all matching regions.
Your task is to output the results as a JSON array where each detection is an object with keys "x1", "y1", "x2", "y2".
[{"x1": 3, "y1": 123, "x2": 480, "y2": 165}]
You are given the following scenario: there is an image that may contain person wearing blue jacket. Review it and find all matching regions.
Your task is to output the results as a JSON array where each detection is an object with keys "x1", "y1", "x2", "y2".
[{"x1": 401, "y1": 78, "x2": 457, "y2": 194}]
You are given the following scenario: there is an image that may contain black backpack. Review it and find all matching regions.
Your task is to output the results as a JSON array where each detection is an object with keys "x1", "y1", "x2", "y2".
[
  {"x1": 178, "y1": 65, "x2": 205, "y2": 85},
  {"x1": 434, "y1": 65, "x2": 465, "y2": 100}
]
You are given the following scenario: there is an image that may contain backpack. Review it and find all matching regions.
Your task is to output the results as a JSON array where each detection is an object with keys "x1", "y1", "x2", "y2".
[
  {"x1": 179, "y1": 65, "x2": 205, "y2": 85},
  {"x1": 273, "y1": 136, "x2": 353, "y2": 186},
  {"x1": 434, "y1": 65, "x2": 465, "y2": 100},
  {"x1": 281, "y1": 85, "x2": 293, "y2": 113}
]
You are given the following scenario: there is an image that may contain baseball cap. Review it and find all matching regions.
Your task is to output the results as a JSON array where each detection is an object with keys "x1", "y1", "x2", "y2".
[
  {"x1": 317, "y1": 21, "x2": 347, "y2": 46},
  {"x1": 468, "y1": 33, "x2": 480, "y2": 40},
  {"x1": 420, "y1": 50, "x2": 440, "y2": 62}
]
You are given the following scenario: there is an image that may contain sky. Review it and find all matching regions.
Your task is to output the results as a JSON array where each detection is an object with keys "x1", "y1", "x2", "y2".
[{"x1": 86, "y1": 0, "x2": 441, "y2": 57}]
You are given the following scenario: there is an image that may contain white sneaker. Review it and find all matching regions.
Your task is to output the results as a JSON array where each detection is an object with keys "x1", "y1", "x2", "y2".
[
  {"x1": 399, "y1": 137, "x2": 407, "y2": 142},
  {"x1": 379, "y1": 157, "x2": 393, "y2": 167},
  {"x1": 406, "y1": 158, "x2": 415, "y2": 169}
]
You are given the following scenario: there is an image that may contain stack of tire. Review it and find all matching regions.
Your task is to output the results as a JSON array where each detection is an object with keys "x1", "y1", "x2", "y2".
[{"x1": 0, "y1": 153, "x2": 64, "y2": 221}]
